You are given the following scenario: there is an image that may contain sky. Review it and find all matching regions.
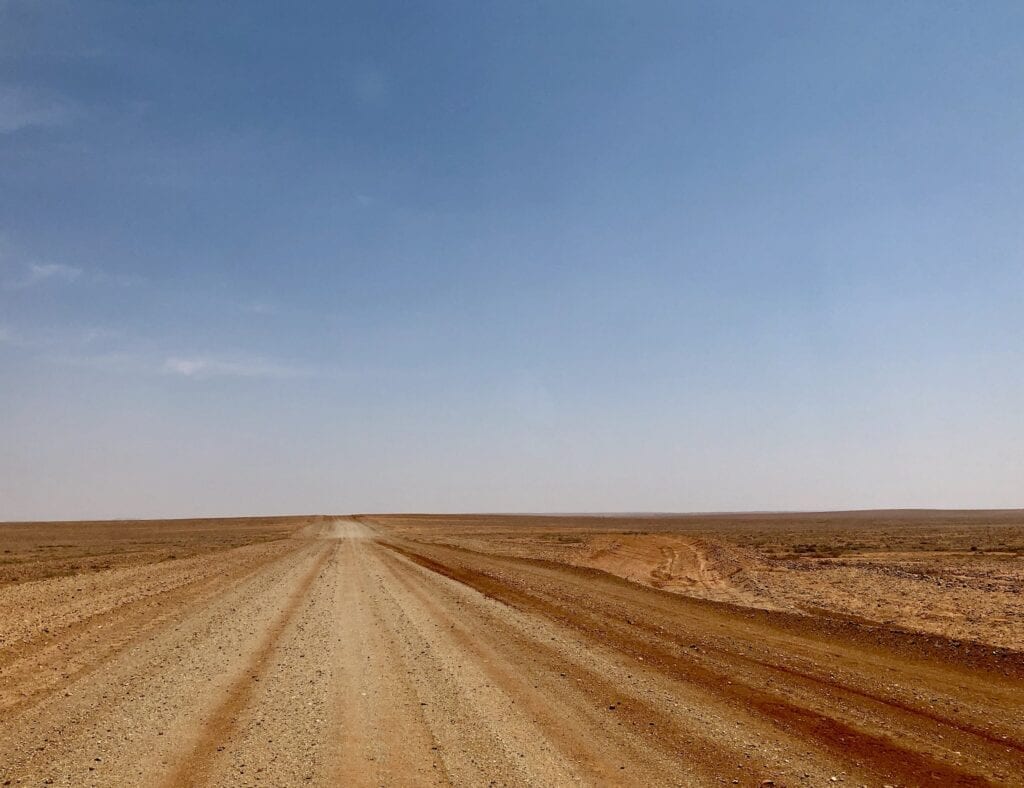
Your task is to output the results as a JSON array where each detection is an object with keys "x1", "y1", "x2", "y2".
[{"x1": 2, "y1": 1, "x2": 1023, "y2": 520}]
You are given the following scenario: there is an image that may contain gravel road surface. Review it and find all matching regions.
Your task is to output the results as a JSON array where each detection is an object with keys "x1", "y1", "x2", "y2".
[{"x1": 1, "y1": 518, "x2": 1021, "y2": 786}]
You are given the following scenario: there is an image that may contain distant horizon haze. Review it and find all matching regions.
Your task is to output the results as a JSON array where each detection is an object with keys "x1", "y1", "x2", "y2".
[{"x1": 6, "y1": 508, "x2": 1024, "y2": 526}]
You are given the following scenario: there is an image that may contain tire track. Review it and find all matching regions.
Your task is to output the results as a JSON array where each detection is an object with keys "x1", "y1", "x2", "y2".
[
  {"x1": 375, "y1": 544, "x2": 753, "y2": 784},
  {"x1": 162, "y1": 540, "x2": 335, "y2": 787},
  {"x1": 328, "y1": 526, "x2": 450, "y2": 786},
  {"x1": 386, "y1": 539, "x2": 1021, "y2": 786},
  {"x1": 5, "y1": 516, "x2": 1021, "y2": 787},
  {"x1": 0, "y1": 542, "x2": 327, "y2": 786},
  {"x1": 0, "y1": 540, "x2": 307, "y2": 715}
]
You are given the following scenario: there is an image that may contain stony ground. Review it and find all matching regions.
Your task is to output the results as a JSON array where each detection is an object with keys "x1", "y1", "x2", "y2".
[
  {"x1": 1, "y1": 513, "x2": 1022, "y2": 786},
  {"x1": 383, "y1": 511, "x2": 1024, "y2": 650}
]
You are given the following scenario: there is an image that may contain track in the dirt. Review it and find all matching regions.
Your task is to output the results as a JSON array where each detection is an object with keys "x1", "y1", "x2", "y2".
[{"x1": 1, "y1": 518, "x2": 1021, "y2": 787}]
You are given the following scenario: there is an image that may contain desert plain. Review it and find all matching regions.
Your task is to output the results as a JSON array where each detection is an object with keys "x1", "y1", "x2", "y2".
[{"x1": 0, "y1": 510, "x2": 1021, "y2": 786}]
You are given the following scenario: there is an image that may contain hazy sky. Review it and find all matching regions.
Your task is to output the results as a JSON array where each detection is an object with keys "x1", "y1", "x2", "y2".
[{"x1": 3, "y1": 1, "x2": 1024, "y2": 519}]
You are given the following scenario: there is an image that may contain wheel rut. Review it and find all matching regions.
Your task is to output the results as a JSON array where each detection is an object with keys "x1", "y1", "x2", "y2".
[
  {"x1": 162, "y1": 541, "x2": 335, "y2": 787},
  {"x1": 3, "y1": 517, "x2": 1022, "y2": 787}
]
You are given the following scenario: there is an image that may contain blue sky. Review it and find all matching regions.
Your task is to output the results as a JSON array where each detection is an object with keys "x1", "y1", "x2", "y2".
[{"x1": 2, "y1": 1, "x2": 1023, "y2": 519}]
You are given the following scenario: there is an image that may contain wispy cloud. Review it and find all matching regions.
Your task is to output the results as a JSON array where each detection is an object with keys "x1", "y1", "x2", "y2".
[
  {"x1": 0, "y1": 86, "x2": 73, "y2": 134},
  {"x1": 21, "y1": 321, "x2": 322, "y2": 381},
  {"x1": 23, "y1": 262, "x2": 81, "y2": 286},
  {"x1": 47, "y1": 352, "x2": 321, "y2": 381},
  {"x1": 3, "y1": 261, "x2": 82, "y2": 290},
  {"x1": 161, "y1": 355, "x2": 315, "y2": 380},
  {"x1": 2, "y1": 259, "x2": 142, "y2": 290}
]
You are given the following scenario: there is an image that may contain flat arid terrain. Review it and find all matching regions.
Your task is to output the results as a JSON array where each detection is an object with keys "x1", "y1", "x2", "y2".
[{"x1": 0, "y1": 512, "x2": 1022, "y2": 786}]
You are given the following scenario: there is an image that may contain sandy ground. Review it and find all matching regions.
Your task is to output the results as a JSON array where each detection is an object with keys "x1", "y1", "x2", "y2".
[
  {"x1": 0, "y1": 513, "x2": 1022, "y2": 786},
  {"x1": 379, "y1": 512, "x2": 1024, "y2": 651}
]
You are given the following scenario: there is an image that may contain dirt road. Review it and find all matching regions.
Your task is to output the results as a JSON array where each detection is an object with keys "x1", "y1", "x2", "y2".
[{"x1": 1, "y1": 517, "x2": 1021, "y2": 786}]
